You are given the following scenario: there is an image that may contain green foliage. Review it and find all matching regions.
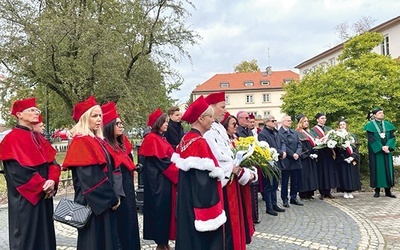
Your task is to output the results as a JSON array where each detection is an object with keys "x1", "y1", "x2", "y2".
[
  {"x1": 234, "y1": 59, "x2": 260, "y2": 72},
  {"x1": 281, "y1": 32, "x2": 400, "y2": 159},
  {"x1": 0, "y1": 0, "x2": 200, "y2": 130}
]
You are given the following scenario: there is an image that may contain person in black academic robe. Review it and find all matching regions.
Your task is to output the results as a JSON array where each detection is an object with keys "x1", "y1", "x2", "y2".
[
  {"x1": 63, "y1": 97, "x2": 121, "y2": 250},
  {"x1": 0, "y1": 97, "x2": 61, "y2": 250},
  {"x1": 335, "y1": 119, "x2": 361, "y2": 198},
  {"x1": 172, "y1": 96, "x2": 226, "y2": 250},
  {"x1": 309, "y1": 113, "x2": 339, "y2": 200},
  {"x1": 295, "y1": 115, "x2": 319, "y2": 200},
  {"x1": 101, "y1": 102, "x2": 141, "y2": 250},
  {"x1": 258, "y1": 115, "x2": 286, "y2": 216},
  {"x1": 164, "y1": 106, "x2": 185, "y2": 149},
  {"x1": 139, "y1": 109, "x2": 178, "y2": 250}
]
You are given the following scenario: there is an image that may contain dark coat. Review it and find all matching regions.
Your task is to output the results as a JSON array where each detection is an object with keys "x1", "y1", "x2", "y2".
[
  {"x1": 164, "y1": 120, "x2": 184, "y2": 149},
  {"x1": 297, "y1": 129, "x2": 319, "y2": 192},
  {"x1": 236, "y1": 125, "x2": 254, "y2": 138},
  {"x1": 258, "y1": 127, "x2": 286, "y2": 166},
  {"x1": 278, "y1": 127, "x2": 302, "y2": 170}
]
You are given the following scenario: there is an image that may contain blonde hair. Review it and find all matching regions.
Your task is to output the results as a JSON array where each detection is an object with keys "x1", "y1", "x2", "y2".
[
  {"x1": 201, "y1": 106, "x2": 214, "y2": 119},
  {"x1": 296, "y1": 116, "x2": 308, "y2": 131},
  {"x1": 70, "y1": 105, "x2": 103, "y2": 138}
]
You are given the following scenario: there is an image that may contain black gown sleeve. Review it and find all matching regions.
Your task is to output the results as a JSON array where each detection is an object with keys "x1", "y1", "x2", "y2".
[{"x1": 73, "y1": 164, "x2": 119, "y2": 215}]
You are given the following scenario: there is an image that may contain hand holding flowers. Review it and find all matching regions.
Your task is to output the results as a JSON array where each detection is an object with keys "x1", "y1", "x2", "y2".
[
  {"x1": 234, "y1": 136, "x2": 279, "y2": 179},
  {"x1": 314, "y1": 129, "x2": 355, "y2": 150}
]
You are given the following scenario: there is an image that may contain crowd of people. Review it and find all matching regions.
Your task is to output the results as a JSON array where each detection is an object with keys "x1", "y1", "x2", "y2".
[{"x1": 0, "y1": 94, "x2": 396, "y2": 250}]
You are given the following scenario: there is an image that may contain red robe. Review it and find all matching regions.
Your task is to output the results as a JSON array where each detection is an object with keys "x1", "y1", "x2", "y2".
[
  {"x1": 0, "y1": 125, "x2": 61, "y2": 250},
  {"x1": 139, "y1": 132, "x2": 178, "y2": 242},
  {"x1": 172, "y1": 129, "x2": 226, "y2": 250}
]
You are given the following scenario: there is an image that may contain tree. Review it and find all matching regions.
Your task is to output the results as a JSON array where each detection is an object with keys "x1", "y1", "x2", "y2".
[
  {"x1": 0, "y1": 0, "x2": 199, "y2": 129},
  {"x1": 234, "y1": 59, "x2": 260, "y2": 72},
  {"x1": 281, "y1": 32, "x2": 400, "y2": 162},
  {"x1": 335, "y1": 16, "x2": 375, "y2": 41}
]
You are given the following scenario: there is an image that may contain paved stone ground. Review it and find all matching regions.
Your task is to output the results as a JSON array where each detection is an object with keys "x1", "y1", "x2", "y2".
[{"x1": 1, "y1": 191, "x2": 400, "y2": 249}]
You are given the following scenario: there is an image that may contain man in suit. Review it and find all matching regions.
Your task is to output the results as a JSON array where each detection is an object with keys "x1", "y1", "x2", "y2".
[
  {"x1": 258, "y1": 114, "x2": 286, "y2": 216},
  {"x1": 278, "y1": 115, "x2": 303, "y2": 207}
]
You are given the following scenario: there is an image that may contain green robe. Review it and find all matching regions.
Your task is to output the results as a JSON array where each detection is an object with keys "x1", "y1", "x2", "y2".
[{"x1": 364, "y1": 120, "x2": 396, "y2": 188}]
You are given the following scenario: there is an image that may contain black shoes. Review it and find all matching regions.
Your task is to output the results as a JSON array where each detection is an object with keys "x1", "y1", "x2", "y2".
[
  {"x1": 266, "y1": 209, "x2": 278, "y2": 216},
  {"x1": 374, "y1": 192, "x2": 380, "y2": 198},
  {"x1": 273, "y1": 205, "x2": 285, "y2": 212},
  {"x1": 290, "y1": 199, "x2": 304, "y2": 206},
  {"x1": 253, "y1": 218, "x2": 262, "y2": 224},
  {"x1": 385, "y1": 193, "x2": 396, "y2": 198},
  {"x1": 282, "y1": 201, "x2": 290, "y2": 207}
]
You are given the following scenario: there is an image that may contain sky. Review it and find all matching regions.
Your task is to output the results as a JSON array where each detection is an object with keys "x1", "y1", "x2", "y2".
[{"x1": 170, "y1": 0, "x2": 400, "y2": 104}]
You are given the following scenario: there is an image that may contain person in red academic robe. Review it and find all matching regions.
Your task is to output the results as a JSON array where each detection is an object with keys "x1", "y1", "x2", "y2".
[
  {"x1": 62, "y1": 96, "x2": 121, "y2": 250},
  {"x1": 0, "y1": 97, "x2": 61, "y2": 250},
  {"x1": 101, "y1": 102, "x2": 140, "y2": 250},
  {"x1": 172, "y1": 96, "x2": 227, "y2": 250},
  {"x1": 138, "y1": 108, "x2": 178, "y2": 250},
  {"x1": 222, "y1": 113, "x2": 256, "y2": 246}
]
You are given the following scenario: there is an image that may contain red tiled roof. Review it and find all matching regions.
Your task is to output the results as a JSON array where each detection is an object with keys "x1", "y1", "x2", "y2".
[{"x1": 193, "y1": 70, "x2": 299, "y2": 93}]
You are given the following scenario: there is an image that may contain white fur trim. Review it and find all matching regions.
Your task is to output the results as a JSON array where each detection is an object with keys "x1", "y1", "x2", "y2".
[
  {"x1": 171, "y1": 153, "x2": 225, "y2": 181},
  {"x1": 238, "y1": 168, "x2": 251, "y2": 186},
  {"x1": 250, "y1": 166, "x2": 259, "y2": 182},
  {"x1": 194, "y1": 210, "x2": 227, "y2": 232}
]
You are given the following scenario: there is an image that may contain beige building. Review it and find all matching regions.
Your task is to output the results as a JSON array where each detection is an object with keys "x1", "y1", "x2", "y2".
[
  {"x1": 296, "y1": 16, "x2": 400, "y2": 78},
  {"x1": 192, "y1": 70, "x2": 299, "y2": 120}
]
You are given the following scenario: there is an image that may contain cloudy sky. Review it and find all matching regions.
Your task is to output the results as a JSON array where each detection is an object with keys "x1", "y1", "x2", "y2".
[{"x1": 170, "y1": 0, "x2": 400, "y2": 103}]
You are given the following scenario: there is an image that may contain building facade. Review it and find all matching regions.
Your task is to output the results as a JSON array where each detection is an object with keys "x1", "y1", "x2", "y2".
[
  {"x1": 192, "y1": 70, "x2": 299, "y2": 120},
  {"x1": 295, "y1": 16, "x2": 400, "y2": 78}
]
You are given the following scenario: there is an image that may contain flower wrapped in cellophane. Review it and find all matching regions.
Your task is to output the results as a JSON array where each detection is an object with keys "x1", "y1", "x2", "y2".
[
  {"x1": 314, "y1": 129, "x2": 355, "y2": 150},
  {"x1": 234, "y1": 136, "x2": 280, "y2": 179}
]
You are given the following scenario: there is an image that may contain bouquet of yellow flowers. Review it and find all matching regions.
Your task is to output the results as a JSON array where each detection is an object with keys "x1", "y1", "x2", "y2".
[{"x1": 234, "y1": 136, "x2": 280, "y2": 179}]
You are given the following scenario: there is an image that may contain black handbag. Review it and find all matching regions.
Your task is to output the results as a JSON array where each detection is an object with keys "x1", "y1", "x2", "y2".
[{"x1": 53, "y1": 198, "x2": 92, "y2": 229}]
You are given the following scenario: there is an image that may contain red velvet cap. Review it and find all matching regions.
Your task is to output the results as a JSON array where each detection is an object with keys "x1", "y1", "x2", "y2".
[
  {"x1": 103, "y1": 109, "x2": 119, "y2": 126},
  {"x1": 204, "y1": 91, "x2": 225, "y2": 105},
  {"x1": 249, "y1": 114, "x2": 255, "y2": 119},
  {"x1": 101, "y1": 102, "x2": 116, "y2": 114},
  {"x1": 33, "y1": 114, "x2": 43, "y2": 125},
  {"x1": 221, "y1": 112, "x2": 231, "y2": 124},
  {"x1": 147, "y1": 108, "x2": 163, "y2": 127},
  {"x1": 72, "y1": 96, "x2": 98, "y2": 122},
  {"x1": 11, "y1": 97, "x2": 37, "y2": 117},
  {"x1": 182, "y1": 96, "x2": 210, "y2": 124}
]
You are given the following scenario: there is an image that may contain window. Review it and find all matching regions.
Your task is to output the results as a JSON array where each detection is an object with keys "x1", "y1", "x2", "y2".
[
  {"x1": 225, "y1": 95, "x2": 229, "y2": 104},
  {"x1": 244, "y1": 81, "x2": 254, "y2": 87},
  {"x1": 220, "y1": 82, "x2": 229, "y2": 88},
  {"x1": 283, "y1": 79, "x2": 292, "y2": 84},
  {"x1": 246, "y1": 95, "x2": 254, "y2": 103},
  {"x1": 263, "y1": 93, "x2": 270, "y2": 102},
  {"x1": 264, "y1": 111, "x2": 270, "y2": 117},
  {"x1": 329, "y1": 57, "x2": 336, "y2": 66},
  {"x1": 381, "y1": 35, "x2": 390, "y2": 55},
  {"x1": 260, "y1": 80, "x2": 270, "y2": 85}
]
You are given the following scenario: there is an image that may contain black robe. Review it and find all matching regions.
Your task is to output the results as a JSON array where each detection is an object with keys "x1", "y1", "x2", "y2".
[
  {"x1": 139, "y1": 132, "x2": 178, "y2": 245},
  {"x1": 297, "y1": 129, "x2": 319, "y2": 194},
  {"x1": 63, "y1": 136, "x2": 120, "y2": 250},
  {"x1": 336, "y1": 134, "x2": 361, "y2": 192},
  {"x1": 0, "y1": 125, "x2": 61, "y2": 250},
  {"x1": 173, "y1": 130, "x2": 226, "y2": 250},
  {"x1": 310, "y1": 126, "x2": 339, "y2": 191}
]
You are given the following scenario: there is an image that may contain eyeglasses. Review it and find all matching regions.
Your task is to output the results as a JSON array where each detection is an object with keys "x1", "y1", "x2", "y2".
[
  {"x1": 269, "y1": 119, "x2": 277, "y2": 122},
  {"x1": 241, "y1": 116, "x2": 249, "y2": 120},
  {"x1": 232, "y1": 122, "x2": 238, "y2": 127},
  {"x1": 23, "y1": 108, "x2": 41, "y2": 114},
  {"x1": 116, "y1": 121, "x2": 124, "y2": 127}
]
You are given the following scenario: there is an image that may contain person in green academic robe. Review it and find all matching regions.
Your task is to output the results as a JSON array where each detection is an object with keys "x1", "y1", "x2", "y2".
[{"x1": 364, "y1": 107, "x2": 396, "y2": 198}]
